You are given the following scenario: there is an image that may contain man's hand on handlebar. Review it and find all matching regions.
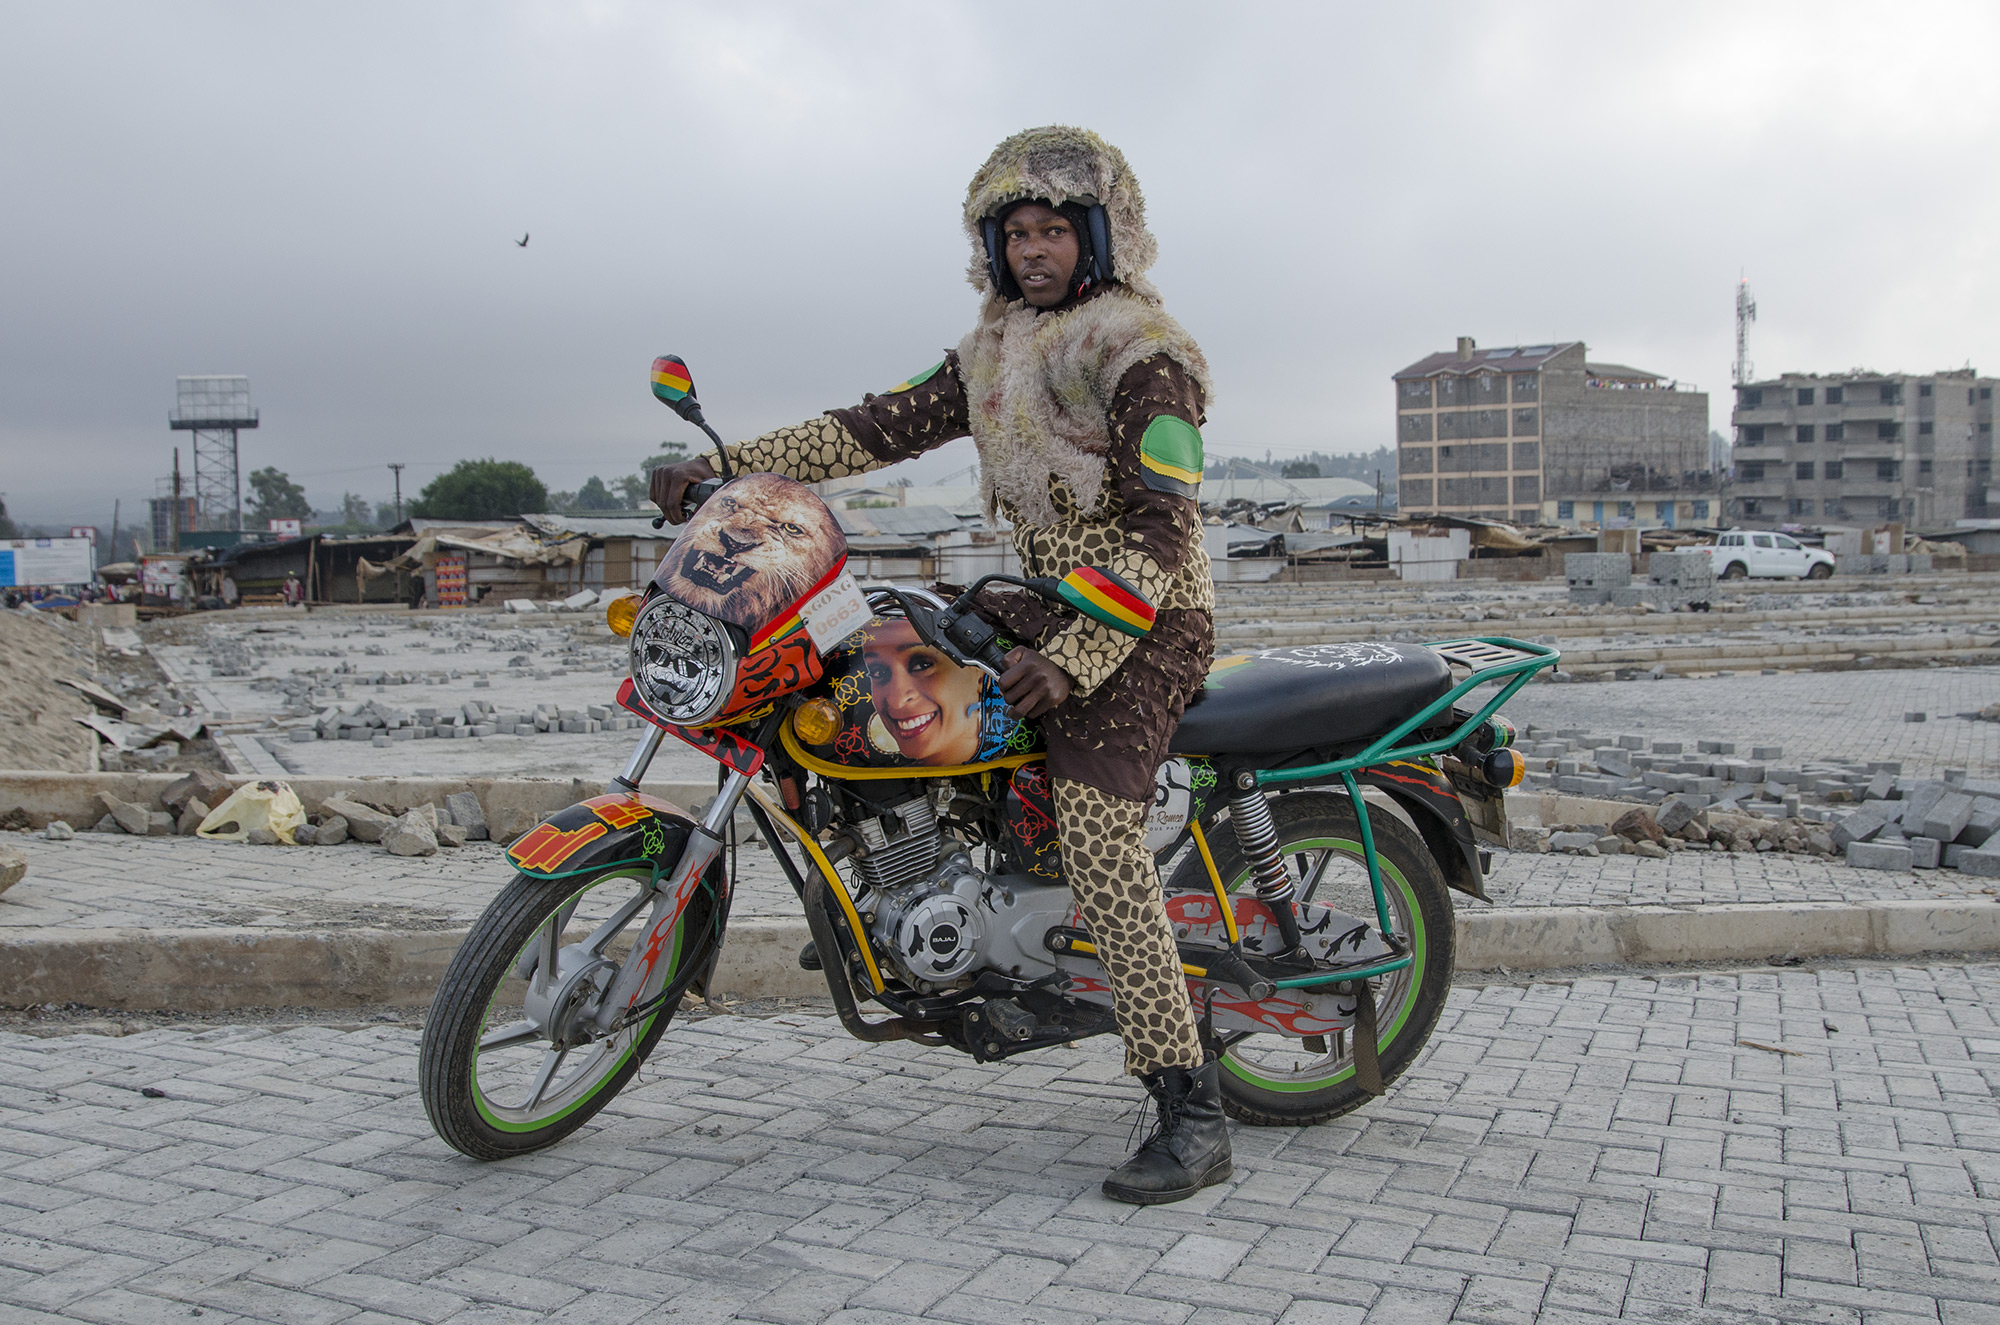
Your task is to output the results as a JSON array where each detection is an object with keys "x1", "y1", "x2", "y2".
[
  {"x1": 649, "y1": 456, "x2": 720, "y2": 525},
  {"x1": 998, "y1": 647, "x2": 1071, "y2": 720}
]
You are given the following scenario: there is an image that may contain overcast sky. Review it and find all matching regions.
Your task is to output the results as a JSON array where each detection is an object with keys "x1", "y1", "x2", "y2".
[{"x1": 6, "y1": 1, "x2": 1999, "y2": 528}]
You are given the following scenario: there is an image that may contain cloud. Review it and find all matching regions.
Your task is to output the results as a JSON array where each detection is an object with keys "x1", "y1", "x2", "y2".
[{"x1": 3, "y1": 1, "x2": 1996, "y2": 525}]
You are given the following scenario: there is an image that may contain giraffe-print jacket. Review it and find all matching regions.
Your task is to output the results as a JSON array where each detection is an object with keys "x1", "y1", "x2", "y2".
[{"x1": 724, "y1": 351, "x2": 1214, "y2": 699}]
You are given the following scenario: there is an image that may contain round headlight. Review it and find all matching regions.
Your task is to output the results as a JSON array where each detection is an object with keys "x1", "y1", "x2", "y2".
[{"x1": 628, "y1": 597, "x2": 738, "y2": 726}]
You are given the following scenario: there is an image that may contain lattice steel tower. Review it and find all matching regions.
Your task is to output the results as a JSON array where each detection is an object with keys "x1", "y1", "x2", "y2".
[{"x1": 169, "y1": 376, "x2": 259, "y2": 531}]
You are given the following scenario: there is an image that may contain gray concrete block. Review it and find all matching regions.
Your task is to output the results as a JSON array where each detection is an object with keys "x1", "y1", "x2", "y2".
[
  {"x1": 1698, "y1": 740, "x2": 1736, "y2": 755},
  {"x1": 1608, "y1": 586, "x2": 1647, "y2": 608},
  {"x1": 1955, "y1": 798, "x2": 2000, "y2": 848},
  {"x1": 1651, "y1": 741, "x2": 1683, "y2": 755},
  {"x1": 1750, "y1": 745, "x2": 1783, "y2": 760},
  {"x1": 1830, "y1": 807, "x2": 1890, "y2": 850},
  {"x1": 1593, "y1": 748, "x2": 1635, "y2": 779},
  {"x1": 1920, "y1": 791, "x2": 1975, "y2": 844},
  {"x1": 1847, "y1": 841, "x2": 1913, "y2": 871},
  {"x1": 1564, "y1": 552, "x2": 1632, "y2": 589},
  {"x1": 1908, "y1": 837, "x2": 1941, "y2": 869},
  {"x1": 1956, "y1": 848, "x2": 2000, "y2": 879},
  {"x1": 1902, "y1": 783, "x2": 1949, "y2": 828}
]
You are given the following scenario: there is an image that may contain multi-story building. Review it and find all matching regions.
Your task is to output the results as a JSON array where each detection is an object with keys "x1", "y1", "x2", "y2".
[
  {"x1": 1394, "y1": 339, "x2": 1710, "y2": 526},
  {"x1": 1729, "y1": 369, "x2": 1996, "y2": 527}
]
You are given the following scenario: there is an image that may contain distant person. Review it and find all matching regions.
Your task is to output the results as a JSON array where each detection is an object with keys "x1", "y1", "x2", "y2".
[
  {"x1": 282, "y1": 573, "x2": 304, "y2": 606},
  {"x1": 220, "y1": 574, "x2": 240, "y2": 607}
]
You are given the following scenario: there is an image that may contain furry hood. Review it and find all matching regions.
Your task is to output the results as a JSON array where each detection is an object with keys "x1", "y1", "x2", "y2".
[{"x1": 963, "y1": 125, "x2": 1162, "y2": 305}]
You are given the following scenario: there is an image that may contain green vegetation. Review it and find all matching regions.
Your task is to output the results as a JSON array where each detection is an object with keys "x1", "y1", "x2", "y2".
[
  {"x1": 409, "y1": 459, "x2": 549, "y2": 521},
  {"x1": 247, "y1": 466, "x2": 313, "y2": 522}
]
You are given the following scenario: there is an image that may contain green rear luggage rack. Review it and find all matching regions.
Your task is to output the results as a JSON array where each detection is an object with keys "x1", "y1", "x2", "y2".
[{"x1": 1253, "y1": 637, "x2": 1561, "y2": 990}]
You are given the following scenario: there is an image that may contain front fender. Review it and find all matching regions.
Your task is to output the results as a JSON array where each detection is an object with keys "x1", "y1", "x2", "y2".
[{"x1": 505, "y1": 792, "x2": 700, "y2": 879}]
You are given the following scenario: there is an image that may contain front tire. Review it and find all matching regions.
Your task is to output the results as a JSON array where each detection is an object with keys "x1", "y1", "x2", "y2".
[
  {"x1": 1807, "y1": 562, "x2": 1832, "y2": 580},
  {"x1": 420, "y1": 862, "x2": 719, "y2": 1160},
  {"x1": 1167, "y1": 792, "x2": 1454, "y2": 1127},
  {"x1": 1722, "y1": 561, "x2": 1749, "y2": 580}
]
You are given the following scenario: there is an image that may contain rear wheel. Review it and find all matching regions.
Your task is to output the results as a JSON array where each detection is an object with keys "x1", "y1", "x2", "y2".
[
  {"x1": 420, "y1": 862, "x2": 719, "y2": 1159},
  {"x1": 1722, "y1": 561, "x2": 1749, "y2": 580},
  {"x1": 1167, "y1": 792, "x2": 1454, "y2": 1126},
  {"x1": 1806, "y1": 562, "x2": 1832, "y2": 580}
]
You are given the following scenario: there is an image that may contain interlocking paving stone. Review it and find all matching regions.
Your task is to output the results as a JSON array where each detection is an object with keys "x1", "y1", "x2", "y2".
[{"x1": 0, "y1": 963, "x2": 1994, "y2": 1322}]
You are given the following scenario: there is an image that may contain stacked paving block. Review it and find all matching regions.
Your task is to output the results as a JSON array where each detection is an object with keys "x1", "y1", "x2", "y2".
[
  {"x1": 1565, "y1": 552, "x2": 1632, "y2": 606},
  {"x1": 1643, "y1": 550, "x2": 1715, "y2": 611}
]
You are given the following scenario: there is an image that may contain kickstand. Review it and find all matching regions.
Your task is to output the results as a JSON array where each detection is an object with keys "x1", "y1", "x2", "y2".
[
  {"x1": 1349, "y1": 980, "x2": 1385, "y2": 1096},
  {"x1": 1198, "y1": 986, "x2": 1221, "y2": 1063}
]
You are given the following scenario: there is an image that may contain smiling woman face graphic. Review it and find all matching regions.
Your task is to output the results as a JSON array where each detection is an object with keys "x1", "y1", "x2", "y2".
[{"x1": 861, "y1": 620, "x2": 983, "y2": 765}]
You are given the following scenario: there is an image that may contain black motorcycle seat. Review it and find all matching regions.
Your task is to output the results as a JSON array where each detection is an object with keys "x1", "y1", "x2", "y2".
[{"x1": 1169, "y1": 642, "x2": 1454, "y2": 757}]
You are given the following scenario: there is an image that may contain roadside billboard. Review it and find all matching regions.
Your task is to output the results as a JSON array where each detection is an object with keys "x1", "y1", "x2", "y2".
[{"x1": 0, "y1": 537, "x2": 96, "y2": 587}]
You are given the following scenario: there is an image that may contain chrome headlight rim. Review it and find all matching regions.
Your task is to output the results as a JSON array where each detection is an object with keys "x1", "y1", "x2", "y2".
[{"x1": 627, "y1": 596, "x2": 739, "y2": 727}]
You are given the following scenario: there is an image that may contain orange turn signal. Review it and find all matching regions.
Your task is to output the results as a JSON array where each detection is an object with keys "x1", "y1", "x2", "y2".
[
  {"x1": 793, "y1": 698, "x2": 841, "y2": 746},
  {"x1": 605, "y1": 594, "x2": 640, "y2": 638},
  {"x1": 1482, "y1": 747, "x2": 1528, "y2": 789}
]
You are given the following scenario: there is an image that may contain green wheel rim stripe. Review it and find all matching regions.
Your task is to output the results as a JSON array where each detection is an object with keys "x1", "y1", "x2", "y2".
[
  {"x1": 1219, "y1": 836, "x2": 1424, "y2": 1094},
  {"x1": 471, "y1": 869, "x2": 678, "y2": 1134}
]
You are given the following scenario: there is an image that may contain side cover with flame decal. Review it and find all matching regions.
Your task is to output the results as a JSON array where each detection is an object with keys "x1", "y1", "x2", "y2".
[{"x1": 507, "y1": 792, "x2": 701, "y2": 878}]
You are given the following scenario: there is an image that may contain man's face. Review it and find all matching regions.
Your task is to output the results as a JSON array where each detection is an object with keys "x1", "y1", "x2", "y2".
[{"x1": 1002, "y1": 202, "x2": 1081, "y2": 308}]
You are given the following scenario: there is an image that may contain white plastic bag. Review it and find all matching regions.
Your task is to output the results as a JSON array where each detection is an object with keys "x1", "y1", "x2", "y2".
[{"x1": 197, "y1": 779, "x2": 307, "y2": 844}]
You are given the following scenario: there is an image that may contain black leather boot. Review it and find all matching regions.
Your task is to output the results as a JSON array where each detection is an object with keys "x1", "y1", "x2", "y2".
[
  {"x1": 798, "y1": 941, "x2": 821, "y2": 971},
  {"x1": 1102, "y1": 1061, "x2": 1233, "y2": 1205}
]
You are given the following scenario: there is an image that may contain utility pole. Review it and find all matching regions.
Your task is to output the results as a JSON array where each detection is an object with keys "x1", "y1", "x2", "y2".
[
  {"x1": 110, "y1": 500, "x2": 120, "y2": 563},
  {"x1": 171, "y1": 448, "x2": 184, "y2": 552},
  {"x1": 388, "y1": 463, "x2": 406, "y2": 526}
]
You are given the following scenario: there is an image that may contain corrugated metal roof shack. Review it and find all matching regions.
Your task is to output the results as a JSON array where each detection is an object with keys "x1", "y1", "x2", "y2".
[{"x1": 208, "y1": 534, "x2": 416, "y2": 605}]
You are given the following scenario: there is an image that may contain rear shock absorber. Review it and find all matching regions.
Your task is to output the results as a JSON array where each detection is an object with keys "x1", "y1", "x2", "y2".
[{"x1": 1226, "y1": 780, "x2": 1305, "y2": 954}]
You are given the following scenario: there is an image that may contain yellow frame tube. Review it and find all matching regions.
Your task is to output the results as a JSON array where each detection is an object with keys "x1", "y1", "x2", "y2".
[
  {"x1": 742, "y1": 782, "x2": 886, "y2": 995},
  {"x1": 780, "y1": 718, "x2": 1038, "y2": 782},
  {"x1": 1188, "y1": 819, "x2": 1240, "y2": 946}
]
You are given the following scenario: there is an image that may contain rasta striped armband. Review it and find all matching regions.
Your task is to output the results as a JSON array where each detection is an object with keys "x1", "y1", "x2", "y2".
[{"x1": 1057, "y1": 567, "x2": 1156, "y2": 638}]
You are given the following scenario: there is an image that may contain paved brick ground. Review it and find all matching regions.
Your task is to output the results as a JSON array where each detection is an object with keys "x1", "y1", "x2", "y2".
[
  {"x1": 0, "y1": 962, "x2": 1994, "y2": 1323},
  {"x1": 1492, "y1": 666, "x2": 2000, "y2": 778},
  {"x1": 7, "y1": 829, "x2": 1997, "y2": 941}
]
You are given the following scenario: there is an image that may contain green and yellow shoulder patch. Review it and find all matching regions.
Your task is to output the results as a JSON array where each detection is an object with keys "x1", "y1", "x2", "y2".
[
  {"x1": 887, "y1": 360, "x2": 945, "y2": 394},
  {"x1": 1139, "y1": 414, "x2": 1203, "y2": 498}
]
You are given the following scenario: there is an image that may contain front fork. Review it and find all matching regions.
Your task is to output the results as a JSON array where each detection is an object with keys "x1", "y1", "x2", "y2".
[{"x1": 588, "y1": 725, "x2": 758, "y2": 1033}]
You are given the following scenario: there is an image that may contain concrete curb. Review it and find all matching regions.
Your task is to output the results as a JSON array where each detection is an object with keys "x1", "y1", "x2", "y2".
[{"x1": 6, "y1": 900, "x2": 1997, "y2": 1012}]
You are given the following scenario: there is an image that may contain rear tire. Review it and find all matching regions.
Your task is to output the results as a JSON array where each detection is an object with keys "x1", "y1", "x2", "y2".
[
  {"x1": 1167, "y1": 792, "x2": 1454, "y2": 1127},
  {"x1": 1807, "y1": 562, "x2": 1832, "y2": 580},
  {"x1": 420, "y1": 862, "x2": 718, "y2": 1160},
  {"x1": 1722, "y1": 561, "x2": 1749, "y2": 580}
]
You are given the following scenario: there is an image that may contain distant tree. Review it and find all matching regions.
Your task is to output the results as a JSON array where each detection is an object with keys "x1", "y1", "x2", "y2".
[
  {"x1": 247, "y1": 467, "x2": 313, "y2": 522},
  {"x1": 0, "y1": 496, "x2": 18, "y2": 539},
  {"x1": 375, "y1": 501, "x2": 402, "y2": 529},
  {"x1": 408, "y1": 459, "x2": 549, "y2": 520},
  {"x1": 341, "y1": 492, "x2": 374, "y2": 527},
  {"x1": 573, "y1": 476, "x2": 621, "y2": 510},
  {"x1": 618, "y1": 454, "x2": 680, "y2": 508},
  {"x1": 1281, "y1": 461, "x2": 1322, "y2": 479}
]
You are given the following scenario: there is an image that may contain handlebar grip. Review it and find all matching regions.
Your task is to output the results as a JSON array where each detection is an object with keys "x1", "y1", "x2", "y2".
[{"x1": 652, "y1": 477, "x2": 726, "y2": 529}]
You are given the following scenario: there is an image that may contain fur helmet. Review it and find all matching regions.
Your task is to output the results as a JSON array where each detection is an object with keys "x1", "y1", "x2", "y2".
[{"x1": 963, "y1": 126, "x2": 1162, "y2": 305}]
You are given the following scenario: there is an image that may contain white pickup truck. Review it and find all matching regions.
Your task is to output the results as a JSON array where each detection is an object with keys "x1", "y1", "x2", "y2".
[{"x1": 1710, "y1": 530, "x2": 1836, "y2": 580}]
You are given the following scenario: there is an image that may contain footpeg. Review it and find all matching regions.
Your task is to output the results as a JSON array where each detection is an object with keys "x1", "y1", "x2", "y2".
[{"x1": 969, "y1": 998, "x2": 1037, "y2": 1043}]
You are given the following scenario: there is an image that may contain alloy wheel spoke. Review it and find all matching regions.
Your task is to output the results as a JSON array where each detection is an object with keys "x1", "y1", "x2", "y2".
[
  {"x1": 521, "y1": 1046, "x2": 570, "y2": 1111},
  {"x1": 478, "y1": 1019, "x2": 543, "y2": 1053}
]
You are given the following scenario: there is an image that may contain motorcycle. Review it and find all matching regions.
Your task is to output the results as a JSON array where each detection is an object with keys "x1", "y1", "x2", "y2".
[{"x1": 418, "y1": 358, "x2": 1561, "y2": 1159}]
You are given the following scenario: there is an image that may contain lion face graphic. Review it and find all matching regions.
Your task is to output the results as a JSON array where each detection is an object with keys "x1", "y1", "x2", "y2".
[{"x1": 654, "y1": 473, "x2": 846, "y2": 631}]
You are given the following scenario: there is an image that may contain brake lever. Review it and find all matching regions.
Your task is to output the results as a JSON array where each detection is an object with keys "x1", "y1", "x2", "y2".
[{"x1": 652, "y1": 477, "x2": 725, "y2": 530}]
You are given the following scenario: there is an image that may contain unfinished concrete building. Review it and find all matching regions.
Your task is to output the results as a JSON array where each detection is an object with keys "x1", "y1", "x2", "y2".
[
  {"x1": 1394, "y1": 339, "x2": 1711, "y2": 525},
  {"x1": 1729, "y1": 369, "x2": 1997, "y2": 527}
]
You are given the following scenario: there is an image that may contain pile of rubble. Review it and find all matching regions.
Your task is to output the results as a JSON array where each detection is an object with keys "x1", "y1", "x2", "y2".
[
  {"x1": 51, "y1": 769, "x2": 493, "y2": 859},
  {"x1": 1526, "y1": 802, "x2": 1837, "y2": 860},
  {"x1": 1518, "y1": 723, "x2": 2000, "y2": 873}
]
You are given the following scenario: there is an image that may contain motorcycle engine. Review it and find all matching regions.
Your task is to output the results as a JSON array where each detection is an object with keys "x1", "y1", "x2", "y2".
[{"x1": 868, "y1": 849, "x2": 986, "y2": 991}]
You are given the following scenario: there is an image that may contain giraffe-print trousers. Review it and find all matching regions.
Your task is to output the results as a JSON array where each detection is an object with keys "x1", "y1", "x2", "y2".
[{"x1": 1054, "y1": 777, "x2": 1203, "y2": 1076}]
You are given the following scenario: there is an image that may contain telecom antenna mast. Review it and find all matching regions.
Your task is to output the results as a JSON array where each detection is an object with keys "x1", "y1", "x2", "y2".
[
  {"x1": 1733, "y1": 279, "x2": 1757, "y2": 386},
  {"x1": 169, "y1": 376, "x2": 259, "y2": 531}
]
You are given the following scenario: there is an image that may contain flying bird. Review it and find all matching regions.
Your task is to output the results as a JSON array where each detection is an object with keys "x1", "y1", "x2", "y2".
[{"x1": 515, "y1": 232, "x2": 530, "y2": 248}]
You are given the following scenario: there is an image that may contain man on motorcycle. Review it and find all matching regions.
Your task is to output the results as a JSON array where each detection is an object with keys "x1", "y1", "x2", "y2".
[{"x1": 653, "y1": 126, "x2": 1226, "y2": 1205}]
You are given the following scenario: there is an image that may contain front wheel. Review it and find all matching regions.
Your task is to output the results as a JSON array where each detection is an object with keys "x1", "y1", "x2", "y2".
[
  {"x1": 1168, "y1": 792, "x2": 1454, "y2": 1127},
  {"x1": 1722, "y1": 561, "x2": 1749, "y2": 580},
  {"x1": 420, "y1": 861, "x2": 720, "y2": 1159},
  {"x1": 1806, "y1": 562, "x2": 1833, "y2": 580}
]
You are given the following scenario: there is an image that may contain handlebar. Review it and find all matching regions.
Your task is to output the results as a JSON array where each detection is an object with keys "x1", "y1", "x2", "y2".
[{"x1": 651, "y1": 477, "x2": 726, "y2": 530}]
